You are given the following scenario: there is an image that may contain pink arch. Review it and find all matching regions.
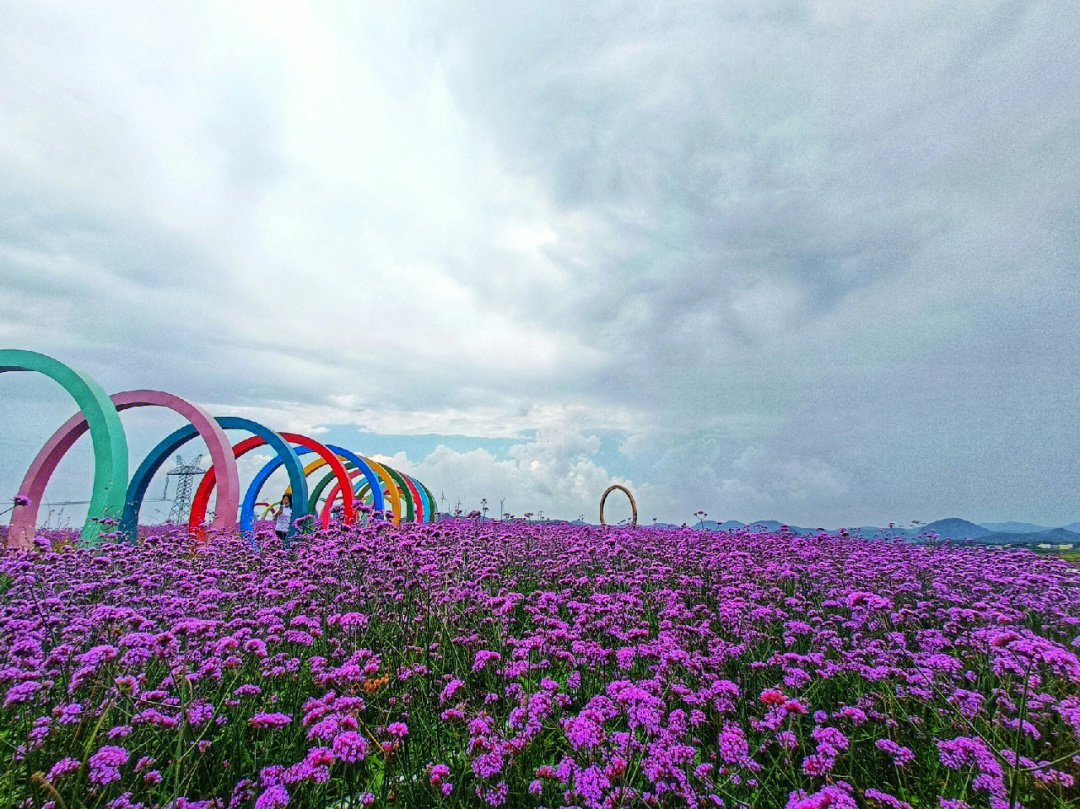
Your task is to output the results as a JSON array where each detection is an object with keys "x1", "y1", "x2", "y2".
[{"x1": 8, "y1": 390, "x2": 240, "y2": 547}]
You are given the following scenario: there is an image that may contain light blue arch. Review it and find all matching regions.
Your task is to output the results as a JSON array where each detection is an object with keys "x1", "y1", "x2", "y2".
[{"x1": 406, "y1": 475, "x2": 435, "y2": 523}]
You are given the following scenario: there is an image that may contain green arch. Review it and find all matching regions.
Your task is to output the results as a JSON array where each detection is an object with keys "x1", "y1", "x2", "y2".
[
  {"x1": 309, "y1": 466, "x2": 344, "y2": 515},
  {"x1": 381, "y1": 465, "x2": 416, "y2": 522},
  {"x1": 0, "y1": 349, "x2": 129, "y2": 546}
]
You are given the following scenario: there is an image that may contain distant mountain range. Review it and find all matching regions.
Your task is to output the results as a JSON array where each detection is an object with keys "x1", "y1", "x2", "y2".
[
  {"x1": 981, "y1": 522, "x2": 1051, "y2": 533},
  {"x1": 691, "y1": 517, "x2": 1080, "y2": 546},
  {"x1": 451, "y1": 516, "x2": 1080, "y2": 545}
]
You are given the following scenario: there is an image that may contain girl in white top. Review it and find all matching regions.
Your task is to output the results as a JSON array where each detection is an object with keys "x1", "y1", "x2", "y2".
[{"x1": 271, "y1": 493, "x2": 292, "y2": 541}]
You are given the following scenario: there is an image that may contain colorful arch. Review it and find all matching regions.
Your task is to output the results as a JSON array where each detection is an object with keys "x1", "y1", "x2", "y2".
[
  {"x1": 323, "y1": 460, "x2": 420, "y2": 523},
  {"x1": 382, "y1": 464, "x2": 420, "y2": 523},
  {"x1": 420, "y1": 480, "x2": 438, "y2": 521},
  {"x1": 307, "y1": 447, "x2": 385, "y2": 517},
  {"x1": 190, "y1": 431, "x2": 341, "y2": 535},
  {"x1": 13, "y1": 390, "x2": 242, "y2": 546},
  {"x1": 356, "y1": 475, "x2": 433, "y2": 522},
  {"x1": 244, "y1": 448, "x2": 326, "y2": 533},
  {"x1": 282, "y1": 457, "x2": 331, "y2": 514},
  {"x1": 352, "y1": 456, "x2": 405, "y2": 524},
  {"x1": 408, "y1": 475, "x2": 436, "y2": 523},
  {"x1": 308, "y1": 468, "x2": 359, "y2": 518},
  {"x1": 1, "y1": 349, "x2": 129, "y2": 548},
  {"x1": 354, "y1": 479, "x2": 379, "y2": 504},
  {"x1": 310, "y1": 468, "x2": 357, "y2": 519},
  {"x1": 305, "y1": 462, "x2": 436, "y2": 524},
  {"x1": 267, "y1": 450, "x2": 402, "y2": 524},
  {"x1": 329, "y1": 467, "x2": 426, "y2": 523},
  {"x1": 248, "y1": 447, "x2": 384, "y2": 524},
  {"x1": 399, "y1": 473, "x2": 425, "y2": 523},
  {"x1": 313, "y1": 468, "x2": 392, "y2": 522},
  {"x1": 120, "y1": 416, "x2": 308, "y2": 540},
  {"x1": 3, "y1": 350, "x2": 437, "y2": 543}
]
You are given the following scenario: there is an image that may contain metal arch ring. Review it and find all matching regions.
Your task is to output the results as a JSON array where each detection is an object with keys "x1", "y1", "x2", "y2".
[
  {"x1": 1, "y1": 349, "x2": 128, "y2": 547},
  {"x1": 599, "y1": 484, "x2": 637, "y2": 527},
  {"x1": 3, "y1": 349, "x2": 437, "y2": 542}
]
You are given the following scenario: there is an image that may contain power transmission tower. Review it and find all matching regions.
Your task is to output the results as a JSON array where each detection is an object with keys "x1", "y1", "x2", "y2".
[{"x1": 164, "y1": 454, "x2": 204, "y2": 523}]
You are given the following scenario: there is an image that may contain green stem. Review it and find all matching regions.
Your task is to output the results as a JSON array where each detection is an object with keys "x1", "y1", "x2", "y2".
[{"x1": 1007, "y1": 664, "x2": 1032, "y2": 809}]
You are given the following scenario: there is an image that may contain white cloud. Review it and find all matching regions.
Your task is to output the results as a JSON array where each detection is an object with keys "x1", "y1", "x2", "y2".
[
  {"x1": 2, "y1": 0, "x2": 1078, "y2": 527},
  {"x1": 376, "y1": 422, "x2": 646, "y2": 521}
]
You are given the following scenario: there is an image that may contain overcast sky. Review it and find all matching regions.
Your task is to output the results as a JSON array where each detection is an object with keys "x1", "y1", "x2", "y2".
[{"x1": 2, "y1": 0, "x2": 1078, "y2": 528}]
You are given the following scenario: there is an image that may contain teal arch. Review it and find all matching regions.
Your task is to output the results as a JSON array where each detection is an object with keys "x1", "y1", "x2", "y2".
[{"x1": 1, "y1": 349, "x2": 128, "y2": 546}]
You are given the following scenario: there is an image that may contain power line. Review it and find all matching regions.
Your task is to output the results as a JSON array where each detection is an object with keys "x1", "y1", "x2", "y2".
[
  {"x1": 164, "y1": 453, "x2": 204, "y2": 523},
  {"x1": 33, "y1": 498, "x2": 170, "y2": 507},
  {"x1": 0, "y1": 436, "x2": 92, "y2": 454}
]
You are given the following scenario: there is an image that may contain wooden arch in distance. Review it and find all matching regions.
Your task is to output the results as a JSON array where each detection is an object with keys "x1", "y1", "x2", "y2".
[{"x1": 599, "y1": 484, "x2": 637, "y2": 527}]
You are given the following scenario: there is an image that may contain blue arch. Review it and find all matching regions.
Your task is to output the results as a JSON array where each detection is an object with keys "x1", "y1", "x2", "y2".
[
  {"x1": 121, "y1": 416, "x2": 308, "y2": 541},
  {"x1": 242, "y1": 444, "x2": 385, "y2": 526},
  {"x1": 326, "y1": 445, "x2": 386, "y2": 517}
]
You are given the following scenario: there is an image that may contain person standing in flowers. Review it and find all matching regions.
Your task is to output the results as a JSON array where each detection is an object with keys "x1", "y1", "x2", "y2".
[{"x1": 270, "y1": 493, "x2": 292, "y2": 542}]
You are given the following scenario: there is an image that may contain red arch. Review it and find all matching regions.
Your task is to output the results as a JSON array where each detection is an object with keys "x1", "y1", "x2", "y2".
[
  {"x1": 189, "y1": 432, "x2": 354, "y2": 535},
  {"x1": 400, "y1": 475, "x2": 425, "y2": 523},
  {"x1": 320, "y1": 468, "x2": 363, "y2": 523}
]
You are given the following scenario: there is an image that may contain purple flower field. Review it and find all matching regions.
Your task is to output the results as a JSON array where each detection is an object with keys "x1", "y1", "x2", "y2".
[{"x1": 1, "y1": 520, "x2": 1079, "y2": 809}]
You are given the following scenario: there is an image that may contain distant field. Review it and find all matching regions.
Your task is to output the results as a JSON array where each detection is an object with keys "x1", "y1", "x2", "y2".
[
  {"x1": 1036, "y1": 546, "x2": 1080, "y2": 564},
  {"x1": 2, "y1": 522, "x2": 1079, "y2": 808}
]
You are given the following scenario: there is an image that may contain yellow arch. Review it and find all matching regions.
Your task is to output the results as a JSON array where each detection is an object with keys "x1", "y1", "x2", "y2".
[
  {"x1": 285, "y1": 455, "x2": 403, "y2": 525},
  {"x1": 358, "y1": 457, "x2": 404, "y2": 525}
]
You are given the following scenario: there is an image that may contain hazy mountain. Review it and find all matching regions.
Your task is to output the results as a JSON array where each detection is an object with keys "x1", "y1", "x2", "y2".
[
  {"x1": 917, "y1": 518, "x2": 991, "y2": 539},
  {"x1": 848, "y1": 525, "x2": 914, "y2": 538},
  {"x1": 686, "y1": 517, "x2": 1079, "y2": 546},
  {"x1": 978, "y1": 528, "x2": 1080, "y2": 545},
  {"x1": 747, "y1": 520, "x2": 785, "y2": 531},
  {"x1": 748, "y1": 521, "x2": 820, "y2": 536},
  {"x1": 693, "y1": 519, "x2": 818, "y2": 534},
  {"x1": 980, "y1": 522, "x2": 1048, "y2": 533}
]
